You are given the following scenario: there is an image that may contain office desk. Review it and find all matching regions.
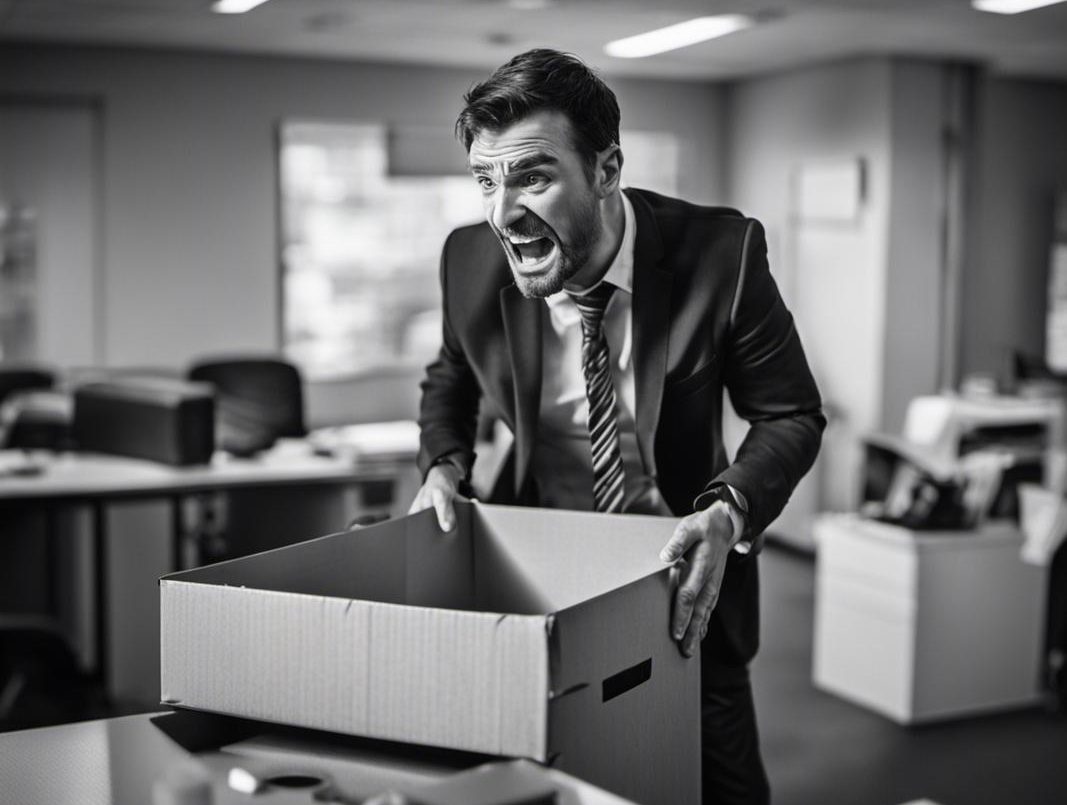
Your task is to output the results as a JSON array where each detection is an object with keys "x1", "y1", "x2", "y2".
[
  {"x1": 0, "y1": 710, "x2": 632, "y2": 804},
  {"x1": 0, "y1": 441, "x2": 420, "y2": 705},
  {"x1": 0, "y1": 439, "x2": 406, "y2": 499}
]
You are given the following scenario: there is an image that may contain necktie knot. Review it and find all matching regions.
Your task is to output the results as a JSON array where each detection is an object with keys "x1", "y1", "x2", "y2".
[{"x1": 567, "y1": 282, "x2": 615, "y2": 340}]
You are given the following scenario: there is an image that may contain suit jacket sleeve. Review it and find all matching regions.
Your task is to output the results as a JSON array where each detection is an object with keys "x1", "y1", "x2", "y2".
[
  {"x1": 416, "y1": 229, "x2": 482, "y2": 482},
  {"x1": 702, "y1": 219, "x2": 825, "y2": 545}
]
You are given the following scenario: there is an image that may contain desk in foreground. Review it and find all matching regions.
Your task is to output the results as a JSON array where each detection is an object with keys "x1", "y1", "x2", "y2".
[
  {"x1": 813, "y1": 513, "x2": 1046, "y2": 723},
  {"x1": 0, "y1": 710, "x2": 637, "y2": 805}
]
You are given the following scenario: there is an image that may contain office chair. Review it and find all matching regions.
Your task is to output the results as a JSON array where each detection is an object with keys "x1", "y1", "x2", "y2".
[
  {"x1": 184, "y1": 356, "x2": 311, "y2": 562},
  {"x1": 0, "y1": 365, "x2": 72, "y2": 451},
  {"x1": 0, "y1": 366, "x2": 54, "y2": 405},
  {"x1": 0, "y1": 618, "x2": 106, "y2": 731},
  {"x1": 187, "y1": 356, "x2": 306, "y2": 457}
]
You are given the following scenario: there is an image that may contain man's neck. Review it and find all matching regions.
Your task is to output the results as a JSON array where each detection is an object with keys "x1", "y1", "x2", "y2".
[{"x1": 565, "y1": 190, "x2": 626, "y2": 292}]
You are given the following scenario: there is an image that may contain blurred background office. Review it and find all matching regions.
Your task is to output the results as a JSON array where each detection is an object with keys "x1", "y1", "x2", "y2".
[{"x1": 2, "y1": 2, "x2": 1067, "y2": 804}]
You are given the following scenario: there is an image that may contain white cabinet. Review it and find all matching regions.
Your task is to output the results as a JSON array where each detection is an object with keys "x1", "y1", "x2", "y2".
[{"x1": 812, "y1": 513, "x2": 1046, "y2": 723}]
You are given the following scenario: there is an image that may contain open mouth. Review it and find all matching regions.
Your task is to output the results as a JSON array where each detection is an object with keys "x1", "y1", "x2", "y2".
[{"x1": 506, "y1": 236, "x2": 556, "y2": 269}]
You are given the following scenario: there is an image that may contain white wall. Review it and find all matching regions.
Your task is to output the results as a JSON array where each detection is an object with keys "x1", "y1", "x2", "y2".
[
  {"x1": 725, "y1": 57, "x2": 951, "y2": 542},
  {"x1": 0, "y1": 102, "x2": 100, "y2": 366},
  {"x1": 884, "y1": 61, "x2": 951, "y2": 434},
  {"x1": 726, "y1": 58, "x2": 894, "y2": 521},
  {"x1": 0, "y1": 44, "x2": 727, "y2": 370}
]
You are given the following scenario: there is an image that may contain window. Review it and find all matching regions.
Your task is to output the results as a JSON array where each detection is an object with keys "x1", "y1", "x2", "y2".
[
  {"x1": 280, "y1": 121, "x2": 678, "y2": 380},
  {"x1": 280, "y1": 121, "x2": 482, "y2": 379}
]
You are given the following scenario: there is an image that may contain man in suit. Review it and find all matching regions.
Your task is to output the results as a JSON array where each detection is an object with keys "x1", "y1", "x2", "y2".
[{"x1": 410, "y1": 49, "x2": 824, "y2": 805}]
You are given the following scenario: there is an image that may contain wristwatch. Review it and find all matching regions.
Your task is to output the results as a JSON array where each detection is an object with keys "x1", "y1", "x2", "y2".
[
  {"x1": 695, "y1": 483, "x2": 753, "y2": 555},
  {"x1": 431, "y1": 453, "x2": 467, "y2": 478},
  {"x1": 430, "y1": 453, "x2": 474, "y2": 498}
]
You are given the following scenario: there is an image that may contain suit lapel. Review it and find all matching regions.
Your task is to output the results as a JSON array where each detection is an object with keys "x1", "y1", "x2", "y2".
[
  {"x1": 628, "y1": 191, "x2": 671, "y2": 480},
  {"x1": 500, "y1": 284, "x2": 543, "y2": 494}
]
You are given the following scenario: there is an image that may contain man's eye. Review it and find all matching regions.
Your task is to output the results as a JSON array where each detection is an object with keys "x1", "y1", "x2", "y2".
[
  {"x1": 476, "y1": 176, "x2": 495, "y2": 191},
  {"x1": 524, "y1": 173, "x2": 548, "y2": 187}
]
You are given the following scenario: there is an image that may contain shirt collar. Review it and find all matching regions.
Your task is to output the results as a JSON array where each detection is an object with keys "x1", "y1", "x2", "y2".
[{"x1": 546, "y1": 192, "x2": 635, "y2": 311}]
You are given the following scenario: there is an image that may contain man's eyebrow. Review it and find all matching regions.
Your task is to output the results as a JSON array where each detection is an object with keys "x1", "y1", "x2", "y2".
[
  {"x1": 469, "y1": 152, "x2": 559, "y2": 174},
  {"x1": 508, "y1": 153, "x2": 559, "y2": 172}
]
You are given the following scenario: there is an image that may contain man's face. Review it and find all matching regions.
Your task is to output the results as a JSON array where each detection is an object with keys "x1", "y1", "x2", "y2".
[{"x1": 467, "y1": 110, "x2": 602, "y2": 298}]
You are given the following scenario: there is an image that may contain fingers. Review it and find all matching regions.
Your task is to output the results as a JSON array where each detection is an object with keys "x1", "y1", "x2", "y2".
[
  {"x1": 408, "y1": 464, "x2": 459, "y2": 532},
  {"x1": 407, "y1": 488, "x2": 429, "y2": 516},
  {"x1": 431, "y1": 486, "x2": 456, "y2": 532},
  {"x1": 665, "y1": 510, "x2": 731, "y2": 658},
  {"x1": 671, "y1": 542, "x2": 707, "y2": 641},
  {"x1": 681, "y1": 576, "x2": 720, "y2": 658},
  {"x1": 659, "y1": 517, "x2": 703, "y2": 564},
  {"x1": 407, "y1": 484, "x2": 437, "y2": 517}
]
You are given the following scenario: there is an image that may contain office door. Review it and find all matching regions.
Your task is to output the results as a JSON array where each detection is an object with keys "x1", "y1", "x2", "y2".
[{"x1": 0, "y1": 101, "x2": 100, "y2": 365}]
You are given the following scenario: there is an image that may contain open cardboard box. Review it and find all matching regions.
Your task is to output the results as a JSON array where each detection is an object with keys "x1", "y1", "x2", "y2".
[{"x1": 160, "y1": 502, "x2": 700, "y2": 804}]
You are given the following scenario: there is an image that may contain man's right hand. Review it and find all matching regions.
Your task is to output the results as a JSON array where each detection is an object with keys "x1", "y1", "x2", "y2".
[{"x1": 407, "y1": 462, "x2": 463, "y2": 531}]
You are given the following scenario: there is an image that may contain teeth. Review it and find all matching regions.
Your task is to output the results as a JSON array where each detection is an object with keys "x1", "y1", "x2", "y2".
[{"x1": 512, "y1": 237, "x2": 553, "y2": 266}]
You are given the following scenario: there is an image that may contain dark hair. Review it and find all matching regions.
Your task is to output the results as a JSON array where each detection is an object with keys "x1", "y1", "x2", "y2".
[{"x1": 456, "y1": 49, "x2": 621, "y2": 176}]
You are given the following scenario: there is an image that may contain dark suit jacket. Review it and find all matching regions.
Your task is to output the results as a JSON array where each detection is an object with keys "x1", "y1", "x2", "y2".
[{"x1": 417, "y1": 187, "x2": 825, "y2": 667}]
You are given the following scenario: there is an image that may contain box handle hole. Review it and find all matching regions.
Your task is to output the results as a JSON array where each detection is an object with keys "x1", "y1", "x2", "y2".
[
  {"x1": 602, "y1": 658, "x2": 652, "y2": 702},
  {"x1": 266, "y1": 773, "x2": 327, "y2": 790}
]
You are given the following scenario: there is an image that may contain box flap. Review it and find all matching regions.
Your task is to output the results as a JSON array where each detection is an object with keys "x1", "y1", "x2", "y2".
[
  {"x1": 161, "y1": 509, "x2": 475, "y2": 608},
  {"x1": 472, "y1": 504, "x2": 677, "y2": 611}
]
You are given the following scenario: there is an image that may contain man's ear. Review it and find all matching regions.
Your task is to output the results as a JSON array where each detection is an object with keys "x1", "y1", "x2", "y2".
[{"x1": 596, "y1": 145, "x2": 624, "y2": 197}]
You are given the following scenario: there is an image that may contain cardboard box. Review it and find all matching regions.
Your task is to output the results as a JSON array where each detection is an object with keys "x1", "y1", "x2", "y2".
[{"x1": 160, "y1": 502, "x2": 700, "y2": 805}]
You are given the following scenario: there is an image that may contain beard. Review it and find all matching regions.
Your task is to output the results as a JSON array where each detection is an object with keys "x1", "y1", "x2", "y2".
[{"x1": 501, "y1": 196, "x2": 601, "y2": 299}]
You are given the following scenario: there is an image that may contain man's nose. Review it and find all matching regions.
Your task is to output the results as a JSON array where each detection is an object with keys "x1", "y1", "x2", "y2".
[{"x1": 489, "y1": 186, "x2": 524, "y2": 232}]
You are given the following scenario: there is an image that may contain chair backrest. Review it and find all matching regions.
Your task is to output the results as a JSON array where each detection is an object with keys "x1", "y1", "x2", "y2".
[
  {"x1": 0, "y1": 366, "x2": 67, "y2": 450},
  {"x1": 0, "y1": 366, "x2": 55, "y2": 406},
  {"x1": 187, "y1": 357, "x2": 305, "y2": 456}
]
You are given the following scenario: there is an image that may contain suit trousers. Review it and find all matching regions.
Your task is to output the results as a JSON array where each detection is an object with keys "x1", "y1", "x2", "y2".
[{"x1": 701, "y1": 661, "x2": 771, "y2": 805}]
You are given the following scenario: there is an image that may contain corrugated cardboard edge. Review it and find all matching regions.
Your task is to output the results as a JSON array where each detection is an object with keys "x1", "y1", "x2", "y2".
[{"x1": 160, "y1": 580, "x2": 550, "y2": 759}]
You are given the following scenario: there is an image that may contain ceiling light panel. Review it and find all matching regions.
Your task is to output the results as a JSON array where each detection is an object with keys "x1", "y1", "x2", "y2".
[
  {"x1": 212, "y1": 0, "x2": 272, "y2": 14},
  {"x1": 605, "y1": 15, "x2": 754, "y2": 59},
  {"x1": 972, "y1": 0, "x2": 1067, "y2": 13}
]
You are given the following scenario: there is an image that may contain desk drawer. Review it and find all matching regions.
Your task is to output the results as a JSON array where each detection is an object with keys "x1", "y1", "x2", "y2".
[
  {"x1": 814, "y1": 515, "x2": 918, "y2": 600},
  {"x1": 813, "y1": 578, "x2": 916, "y2": 721}
]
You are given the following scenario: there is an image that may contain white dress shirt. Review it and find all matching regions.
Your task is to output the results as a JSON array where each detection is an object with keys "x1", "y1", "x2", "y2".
[
  {"x1": 531, "y1": 194, "x2": 669, "y2": 515},
  {"x1": 529, "y1": 194, "x2": 749, "y2": 549}
]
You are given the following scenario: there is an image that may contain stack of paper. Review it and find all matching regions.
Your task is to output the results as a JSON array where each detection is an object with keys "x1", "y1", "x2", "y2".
[{"x1": 308, "y1": 420, "x2": 420, "y2": 466}]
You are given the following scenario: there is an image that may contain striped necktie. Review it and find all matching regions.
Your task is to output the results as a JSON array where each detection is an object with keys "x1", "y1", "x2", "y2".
[{"x1": 568, "y1": 283, "x2": 626, "y2": 513}]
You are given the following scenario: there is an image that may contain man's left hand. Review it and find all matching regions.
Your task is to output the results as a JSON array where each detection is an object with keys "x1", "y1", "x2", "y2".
[{"x1": 659, "y1": 503, "x2": 739, "y2": 658}]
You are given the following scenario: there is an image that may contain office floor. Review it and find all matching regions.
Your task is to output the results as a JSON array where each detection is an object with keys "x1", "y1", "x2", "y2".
[{"x1": 755, "y1": 542, "x2": 1067, "y2": 805}]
